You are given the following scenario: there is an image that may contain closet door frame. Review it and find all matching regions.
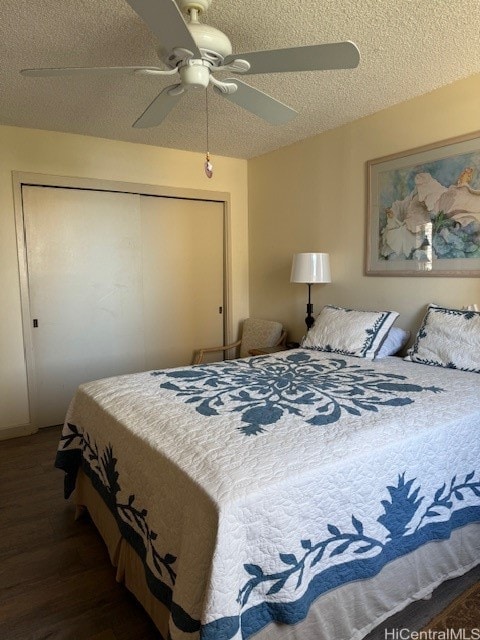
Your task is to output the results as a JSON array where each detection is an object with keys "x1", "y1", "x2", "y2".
[{"x1": 13, "y1": 171, "x2": 232, "y2": 431}]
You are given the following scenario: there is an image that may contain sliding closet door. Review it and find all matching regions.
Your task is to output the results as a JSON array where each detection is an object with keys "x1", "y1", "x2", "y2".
[
  {"x1": 23, "y1": 185, "x2": 225, "y2": 428},
  {"x1": 23, "y1": 186, "x2": 146, "y2": 428},
  {"x1": 140, "y1": 195, "x2": 224, "y2": 370}
]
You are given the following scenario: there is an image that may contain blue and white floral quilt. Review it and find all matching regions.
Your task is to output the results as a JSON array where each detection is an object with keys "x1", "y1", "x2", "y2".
[{"x1": 55, "y1": 350, "x2": 480, "y2": 640}]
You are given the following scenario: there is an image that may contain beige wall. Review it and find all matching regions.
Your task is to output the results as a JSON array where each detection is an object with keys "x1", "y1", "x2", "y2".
[
  {"x1": 248, "y1": 74, "x2": 480, "y2": 343},
  {"x1": 0, "y1": 125, "x2": 248, "y2": 434},
  {"x1": 3, "y1": 74, "x2": 480, "y2": 435}
]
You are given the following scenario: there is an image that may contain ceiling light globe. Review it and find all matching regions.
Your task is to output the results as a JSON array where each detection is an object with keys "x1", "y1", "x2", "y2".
[{"x1": 179, "y1": 62, "x2": 210, "y2": 88}]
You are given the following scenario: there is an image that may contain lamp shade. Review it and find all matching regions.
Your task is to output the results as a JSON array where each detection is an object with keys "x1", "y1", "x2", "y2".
[{"x1": 290, "y1": 253, "x2": 331, "y2": 284}]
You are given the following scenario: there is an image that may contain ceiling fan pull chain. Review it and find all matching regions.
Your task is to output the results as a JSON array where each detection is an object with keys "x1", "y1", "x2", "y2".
[{"x1": 204, "y1": 89, "x2": 213, "y2": 178}]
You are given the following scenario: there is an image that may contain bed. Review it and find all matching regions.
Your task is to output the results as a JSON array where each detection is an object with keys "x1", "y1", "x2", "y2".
[{"x1": 55, "y1": 306, "x2": 480, "y2": 640}]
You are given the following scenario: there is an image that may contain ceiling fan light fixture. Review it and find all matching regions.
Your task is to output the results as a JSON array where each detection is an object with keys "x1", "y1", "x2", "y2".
[{"x1": 179, "y1": 60, "x2": 210, "y2": 89}]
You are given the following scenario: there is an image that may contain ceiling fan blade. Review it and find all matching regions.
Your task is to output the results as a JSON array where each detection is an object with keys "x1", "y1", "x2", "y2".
[
  {"x1": 224, "y1": 41, "x2": 360, "y2": 75},
  {"x1": 21, "y1": 66, "x2": 166, "y2": 77},
  {"x1": 133, "y1": 84, "x2": 184, "y2": 128},
  {"x1": 125, "y1": 0, "x2": 201, "y2": 58},
  {"x1": 213, "y1": 79, "x2": 297, "y2": 125}
]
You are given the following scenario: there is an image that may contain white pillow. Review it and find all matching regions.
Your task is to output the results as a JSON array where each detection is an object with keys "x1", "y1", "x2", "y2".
[
  {"x1": 376, "y1": 327, "x2": 411, "y2": 358},
  {"x1": 302, "y1": 305, "x2": 399, "y2": 359},
  {"x1": 406, "y1": 304, "x2": 480, "y2": 373}
]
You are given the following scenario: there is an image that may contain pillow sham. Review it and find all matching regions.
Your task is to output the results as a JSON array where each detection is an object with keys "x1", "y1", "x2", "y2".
[
  {"x1": 406, "y1": 304, "x2": 480, "y2": 373},
  {"x1": 376, "y1": 327, "x2": 411, "y2": 358},
  {"x1": 302, "y1": 305, "x2": 399, "y2": 359}
]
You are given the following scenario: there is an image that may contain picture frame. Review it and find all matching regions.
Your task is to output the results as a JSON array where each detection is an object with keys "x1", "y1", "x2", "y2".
[{"x1": 366, "y1": 131, "x2": 480, "y2": 276}]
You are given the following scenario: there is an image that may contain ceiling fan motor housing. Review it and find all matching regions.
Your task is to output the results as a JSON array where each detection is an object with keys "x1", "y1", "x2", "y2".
[
  {"x1": 187, "y1": 22, "x2": 232, "y2": 61},
  {"x1": 159, "y1": 2, "x2": 232, "y2": 68}
]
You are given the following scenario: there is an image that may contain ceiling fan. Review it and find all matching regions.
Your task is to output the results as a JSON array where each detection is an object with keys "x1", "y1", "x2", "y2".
[{"x1": 21, "y1": 0, "x2": 360, "y2": 128}]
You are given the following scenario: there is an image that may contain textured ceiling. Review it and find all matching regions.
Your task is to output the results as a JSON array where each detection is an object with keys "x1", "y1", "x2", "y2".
[{"x1": 2, "y1": 0, "x2": 480, "y2": 159}]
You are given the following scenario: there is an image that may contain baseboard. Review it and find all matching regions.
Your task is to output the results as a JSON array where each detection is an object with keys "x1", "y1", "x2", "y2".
[{"x1": 0, "y1": 423, "x2": 38, "y2": 441}]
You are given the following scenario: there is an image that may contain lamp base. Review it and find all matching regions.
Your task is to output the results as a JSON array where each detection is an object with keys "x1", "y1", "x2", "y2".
[
  {"x1": 305, "y1": 302, "x2": 315, "y2": 330},
  {"x1": 304, "y1": 284, "x2": 316, "y2": 330}
]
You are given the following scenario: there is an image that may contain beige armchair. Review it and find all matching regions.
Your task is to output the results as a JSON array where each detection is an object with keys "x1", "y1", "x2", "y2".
[{"x1": 193, "y1": 317, "x2": 286, "y2": 364}]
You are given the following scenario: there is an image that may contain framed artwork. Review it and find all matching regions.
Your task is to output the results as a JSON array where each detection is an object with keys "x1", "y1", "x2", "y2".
[{"x1": 366, "y1": 131, "x2": 480, "y2": 276}]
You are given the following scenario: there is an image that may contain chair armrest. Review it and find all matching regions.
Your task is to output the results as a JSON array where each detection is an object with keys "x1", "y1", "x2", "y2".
[{"x1": 192, "y1": 339, "x2": 242, "y2": 364}]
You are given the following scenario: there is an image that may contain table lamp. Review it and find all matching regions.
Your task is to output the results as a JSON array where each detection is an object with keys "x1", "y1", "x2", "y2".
[{"x1": 290, "y1": 252, "x2": 331, "y2": 329}]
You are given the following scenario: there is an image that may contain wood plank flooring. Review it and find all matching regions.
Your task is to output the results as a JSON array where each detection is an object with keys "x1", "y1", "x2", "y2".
[
  {"x1": 0, "y1": 426, "x2": 478, "y2": 639},
  {"x1": 0, "y1": 426, "x2": 159, "y2": 640}
]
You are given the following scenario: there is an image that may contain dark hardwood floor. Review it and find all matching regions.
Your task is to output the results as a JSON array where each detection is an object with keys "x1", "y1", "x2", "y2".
[
  {"x1": 0, "y1": 426, "x2": 159, "y2": 640},
  {"x1": 0, "y1": 427, "x2": 478, "y2": 639}
]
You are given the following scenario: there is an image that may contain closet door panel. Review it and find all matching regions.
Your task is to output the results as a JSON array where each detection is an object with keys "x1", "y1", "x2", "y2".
[
  {"x1": 23, "y1": 186, "x2": 146, "y2": 427},
  {"x1": 140, "y1": 195, "x2": 224, "y2": 370},
  {"x1": 23, "y1": 185, "x2": 226, "y2": 428}
]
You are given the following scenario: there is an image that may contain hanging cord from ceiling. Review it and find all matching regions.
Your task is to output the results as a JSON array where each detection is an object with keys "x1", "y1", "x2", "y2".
[{"x1": 204, "y1": 88, "x2": 213, "y2": 178}]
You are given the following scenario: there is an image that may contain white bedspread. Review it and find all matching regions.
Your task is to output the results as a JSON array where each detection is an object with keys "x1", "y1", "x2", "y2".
[{"x1": 55, "y1": 350, "x2": 480, "y2": 640}]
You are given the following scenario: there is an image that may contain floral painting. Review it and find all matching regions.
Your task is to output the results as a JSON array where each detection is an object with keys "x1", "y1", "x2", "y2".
[{"x1": 366, "y1": 133, "x2": 480, "y2": 275}]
